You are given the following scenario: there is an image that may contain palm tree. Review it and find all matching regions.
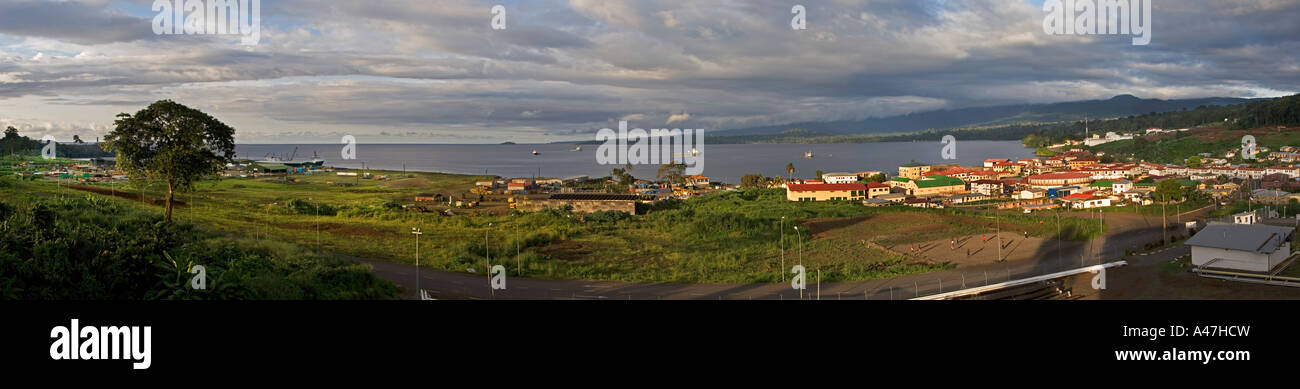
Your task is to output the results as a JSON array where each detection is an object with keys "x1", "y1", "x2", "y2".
[{"x1": 786, "y1": 162, "x2": 795, "y2": 181}]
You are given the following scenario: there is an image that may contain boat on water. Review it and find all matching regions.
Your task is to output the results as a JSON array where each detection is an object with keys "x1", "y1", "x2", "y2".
[
  {"x1": 532, "y1": 149, "x2": 540, "y2": 155},
  {"x1": 258, "y1": 148, "x2": 325, "y2": 167},
  {"x1": 573, "y1": 146, "x2": 582, "y2": 151},
  {"x1": 804, "y1": 151, "x2": 814, "y2": 159}
]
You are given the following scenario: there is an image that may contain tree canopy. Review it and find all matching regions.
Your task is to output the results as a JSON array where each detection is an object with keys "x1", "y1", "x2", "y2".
[{"x1": 101, "y1": 100, "x2": 236, "y2": 222}]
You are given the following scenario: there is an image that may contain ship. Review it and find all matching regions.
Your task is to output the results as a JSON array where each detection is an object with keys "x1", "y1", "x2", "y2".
[
  {"x1": 532, "y1": 149, "x2": 540, "y2": 155},
  {"x1": 804, "y1": 151, "x2": 814, "y2": 159},
  {"x1": 259, "y1": 148, "x2": 325, "y2": 167}
]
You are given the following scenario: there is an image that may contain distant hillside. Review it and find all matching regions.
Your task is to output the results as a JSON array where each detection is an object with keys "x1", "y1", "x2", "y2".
[{"x1": 714, "y1": 95, "x2": 1258, "y2": 138}]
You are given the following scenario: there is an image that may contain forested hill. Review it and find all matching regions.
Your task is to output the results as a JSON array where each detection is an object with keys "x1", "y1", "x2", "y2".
[{"x1": 713, "y1": 95, "x2": 1257, "y2": 138}]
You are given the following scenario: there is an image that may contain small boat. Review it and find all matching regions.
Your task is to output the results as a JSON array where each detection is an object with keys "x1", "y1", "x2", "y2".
[
  {"x1": 804, "y1": 151, "x2": 814, "y2": 159},
  {"x1": 532, "y1": 149, "x2": 540, "y2": 155},
  {"x1": 573, "y1": 146, "x2": 582, "y2": 152}
]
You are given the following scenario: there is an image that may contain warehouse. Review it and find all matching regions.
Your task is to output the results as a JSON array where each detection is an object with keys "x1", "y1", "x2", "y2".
[{"x1": 1184, "y1": 223, "x2": 1296, "y2": 273}]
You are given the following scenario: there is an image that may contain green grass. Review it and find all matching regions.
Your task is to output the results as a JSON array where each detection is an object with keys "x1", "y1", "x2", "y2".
[
  {"x1": 0, "y1": 175, "x2": 398, "y2": 299},
  {"x1": 6, "y1": 171, "x2": 1111, "y2": 284},
  {"x1": 1160, "y1": 255, "x2": 1192, "y2": 274}
]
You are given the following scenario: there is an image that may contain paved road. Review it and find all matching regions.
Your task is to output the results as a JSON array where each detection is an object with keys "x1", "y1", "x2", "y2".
[{"x1": 346, "y1": 207, "x2": 1216, "y2": 300}]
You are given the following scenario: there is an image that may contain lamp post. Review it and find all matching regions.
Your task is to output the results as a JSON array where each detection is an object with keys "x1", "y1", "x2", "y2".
[
  {"x1": 411, "y1": 227, "x2": 422, "y2": 297},
  {"x1": 794, "y1": 226, "x2": 802, "y2": 267},
  {"x1": 485, "y1": 222, "x2": 493, "y2": 272},
  {"x1": 781, "y1": 216, "x2": 786, "y2": 281}
]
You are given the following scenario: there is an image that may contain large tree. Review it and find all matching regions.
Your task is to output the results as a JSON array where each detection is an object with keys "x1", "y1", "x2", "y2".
[
  {"x1": 101, "y1": 100, "x2": 236, "y2": 222},
  {"x1": 1154, "y1": 179, "x2": 1183, "y2": 203},
  {"x1": 657, "y1": 162, "x2": 686, "y2": 186}
]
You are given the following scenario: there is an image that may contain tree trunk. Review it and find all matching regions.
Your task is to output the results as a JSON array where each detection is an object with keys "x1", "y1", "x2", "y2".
[{"x1": 165, "y1": 182, "x2": 174, "y2": 222}]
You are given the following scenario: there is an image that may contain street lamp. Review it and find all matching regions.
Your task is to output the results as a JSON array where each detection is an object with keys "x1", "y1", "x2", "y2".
[
  {"x1": 412, "y1": 227, "x2": 422, "y2": 295},
  {"x1": 780, "y1": 216, "x2": 786, "y2": 281},
  {"x1": 794, "y1": 226, "x2": 802, "y2": 267}
]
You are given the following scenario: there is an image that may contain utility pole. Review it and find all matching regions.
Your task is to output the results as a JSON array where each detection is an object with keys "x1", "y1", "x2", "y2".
[
  {"x1": 996, "y1": 212, "x2": 1002, "y2": 262},
  {"x1": 412, "y1": 227, "x2": 422, "y2": 296},
  {"x1": 485, "y1": 223, "x2": 493, "y2": 273}
]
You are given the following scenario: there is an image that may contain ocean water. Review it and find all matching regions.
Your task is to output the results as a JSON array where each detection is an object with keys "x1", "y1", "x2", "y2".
[{"x1": 236, "y1": 141, "x2": 1036, "y2": 184}]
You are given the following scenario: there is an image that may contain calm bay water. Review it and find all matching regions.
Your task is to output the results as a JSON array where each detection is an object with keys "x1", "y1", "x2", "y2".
[{"x1": 236, "y1": 141, "x2": 1035, "y2": 184}]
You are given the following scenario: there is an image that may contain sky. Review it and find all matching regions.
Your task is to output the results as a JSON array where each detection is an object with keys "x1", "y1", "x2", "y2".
[{"x1": 0, "y1": 0, "x2": 1297, "y2": 144}]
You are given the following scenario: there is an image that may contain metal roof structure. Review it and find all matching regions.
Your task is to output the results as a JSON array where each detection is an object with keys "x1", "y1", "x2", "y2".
[{"x1": 1184, "y1": 223, "x2": 1295, "y2": 254}]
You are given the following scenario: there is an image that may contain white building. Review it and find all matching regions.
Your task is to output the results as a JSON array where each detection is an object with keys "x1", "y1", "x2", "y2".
[
  {"x1": 821, "y1": 172, "x2": 860, "y2": 184},
  {"x1": 1234, "y1": 211, "x2": 1257, "y2": 225},
  {"x1": 1112, "y1": 180, "x2": 1133, "y2": 193},
  {"x1": 1185, "y1": 223, "x2": 1295, "y2": 273},
  {"x1": 1084, "y1": 132, "x2": 1135, "y2": 147}
]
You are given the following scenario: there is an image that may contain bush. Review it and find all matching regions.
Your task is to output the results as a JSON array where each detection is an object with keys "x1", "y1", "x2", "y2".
[{"x1": 0, "y1": 195, "x2": 397, "y2": 300}]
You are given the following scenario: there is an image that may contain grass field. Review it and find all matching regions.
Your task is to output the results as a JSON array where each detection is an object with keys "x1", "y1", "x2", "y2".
[{"x1": 5, "y1": 169, "x2": 1109, "y2": 284}]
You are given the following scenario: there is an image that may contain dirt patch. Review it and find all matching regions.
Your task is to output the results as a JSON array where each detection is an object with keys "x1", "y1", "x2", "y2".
[{"x1": 67, "y1": 184, "x2": 186, "y2": 207}]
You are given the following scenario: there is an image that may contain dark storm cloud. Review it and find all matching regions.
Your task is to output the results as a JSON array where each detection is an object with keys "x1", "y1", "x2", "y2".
[{"x1": 0, "y1": 0, "x2": 1297, "y2": 142}]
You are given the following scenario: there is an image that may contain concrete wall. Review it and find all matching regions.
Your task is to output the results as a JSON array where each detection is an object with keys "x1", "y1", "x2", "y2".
[
  {"x1": 1191, "y1": 244, "x2": 1291, "y2": 273},
  {"x1": 520, "y1": 199, "x2": 636, "y2": 214}
]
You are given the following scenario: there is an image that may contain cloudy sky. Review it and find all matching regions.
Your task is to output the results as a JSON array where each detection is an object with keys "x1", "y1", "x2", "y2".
[{"x1": 0, "y1": 0, "x2": 1297, "y2": 144}]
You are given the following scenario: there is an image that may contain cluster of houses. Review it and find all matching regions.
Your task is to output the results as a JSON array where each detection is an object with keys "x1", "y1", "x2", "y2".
[
  {"x1": 784, "y1": 150, "x2": 1300, "y2": 212},
  {"x1": 17, "y1": 157, "x2": 126, "y2": 183}
]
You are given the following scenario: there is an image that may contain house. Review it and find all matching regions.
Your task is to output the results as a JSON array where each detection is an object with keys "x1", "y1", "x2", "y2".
[
  {"x1": 1062, "y1": 192, "x2": 1111, "y2": 209},
  {"x1": 865, "y1": 182, "x2": 892, "y2": 198},
  {"x1": 907, "y1": 175, "x2": 967, "y2": 197},
  {"x1": 983, "y1": 158, "x2": 1010, "y2": 168},
  {"x1": 1112, "y1": 179, "x2": 1133, "y2": 193},
  {"x1": 821, "y1": 172, "x2": 860, "y2": 184},
  {"x1": 1018, "y1": 188, "x2": 1046, "y2": 200},
  {"x1": 946, "y1": 193, "x2": 988, "y2": 205},
  {"x1": 1252, "y1": 189, "x2": 1291, "y2": 204},
  {"x1": 925, "y1": 167, "x2": 977, "y2": 180},
  {"x1": 970, "y1": 180, "x2": 1006, "y2": 196},
  {"x1": 507, "y1": 182, "x2": 531, "y2": 194},
  {"x1": 685, "y1": 175, "x2": 711, "y2": 188},
  {"x1": 875, "y1": 193, "x2": 907, "y2": 204},
  {"x1": 1185, "y1": 223, "x2": 1295, "y2": 273},
  {"x1": 1067, "y1": 157, "x2": 1099, "y2": 169},
  {"x1": 1233, "y1": 211, "x2": 1257, "y2": 225},
  {"x1": 786, "y1": 183, "x2": 869, "y2": 202},
  {"x1": 898, "y1": 162, "x2": 931, "y2": 180}
]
